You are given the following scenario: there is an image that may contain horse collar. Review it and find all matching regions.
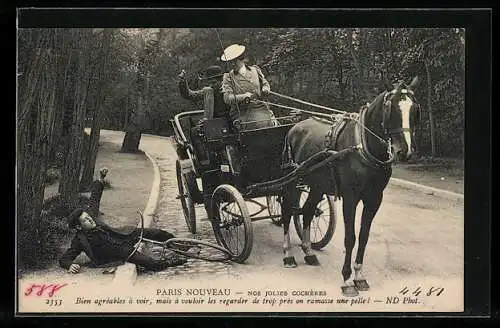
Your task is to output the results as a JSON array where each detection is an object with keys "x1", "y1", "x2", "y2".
[{"x1": 356, "y1": 106, "x2": 393, "y2": 170}]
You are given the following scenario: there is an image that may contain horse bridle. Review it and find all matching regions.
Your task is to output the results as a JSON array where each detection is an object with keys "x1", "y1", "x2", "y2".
[
  {"x1": 354, "y1": 87, "x2": 419, "y2": 167},
  {"x1": 381, "y1": 88, "x2": 419, "y2": 139}
]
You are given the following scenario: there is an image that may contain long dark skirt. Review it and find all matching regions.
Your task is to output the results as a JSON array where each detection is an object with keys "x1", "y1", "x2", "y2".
[{"x1": 238, "y1": 102, "x2": 275, "y2": 130}]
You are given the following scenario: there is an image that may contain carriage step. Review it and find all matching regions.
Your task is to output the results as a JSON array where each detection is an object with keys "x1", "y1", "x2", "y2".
[{"x1": 176, "y1": 194, "x2": 188, "y2": 199}]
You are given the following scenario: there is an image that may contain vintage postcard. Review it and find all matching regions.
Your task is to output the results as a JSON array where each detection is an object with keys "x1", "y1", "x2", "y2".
[{"x1": 15, "y1": 9, "x2": 476, "y2": 316}]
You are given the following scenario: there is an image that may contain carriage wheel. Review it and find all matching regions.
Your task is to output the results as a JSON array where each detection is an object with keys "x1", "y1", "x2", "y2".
[
  {"x1": 293, "y1": 186, "x2": 336, "y2": 250},
  {"x1": 176, "y1": 160, "x2": 196, "y2": 234},
  {"x1": 266, "y1": 195, "x2": 282, "y2": 226},
  {"x1": 165, "y1": 238, "x2": 233, "y2": 262},
  {"x1": 210, "y1": 184, "x2": 253, "y2": 263}
]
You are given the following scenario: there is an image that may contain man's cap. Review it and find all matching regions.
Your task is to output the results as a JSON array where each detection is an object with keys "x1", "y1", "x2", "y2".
[
  {"x1": 199, "y1": 65, "x2": 224, "y2": 80},
  {"x1": 220, "y1": 44, "x2": 246, "y2": 62},
  {"x1": 66, "y1": 206, "x2": 86, "y2": 229}
]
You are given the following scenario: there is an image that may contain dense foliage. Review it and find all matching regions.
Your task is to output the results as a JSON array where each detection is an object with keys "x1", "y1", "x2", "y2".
[{"x1": 100, "y1": 28, "x2": 464, "y2": 157}]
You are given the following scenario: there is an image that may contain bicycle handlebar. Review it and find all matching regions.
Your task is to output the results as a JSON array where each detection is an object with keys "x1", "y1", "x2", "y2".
[
  {"x1": 126, "y1": 210, "x2": 233, "y2": 263},
  {"x1": 125, "y1": 210, "x2": 145, "y2": 261}
]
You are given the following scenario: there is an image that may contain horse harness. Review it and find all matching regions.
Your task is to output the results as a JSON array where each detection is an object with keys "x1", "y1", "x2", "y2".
[
  {"x1": 281, "y1": 115, "x2": 351, "y2": 197},
  {"x1": 356, "y1": 104, "x2": 393, "y2": 171},
  {"x1": 280, "y1": 87, "x2": 421, "y2": 199},
  {"x1": 323, "y1": 116, "x2": 350, "y2": 196}
]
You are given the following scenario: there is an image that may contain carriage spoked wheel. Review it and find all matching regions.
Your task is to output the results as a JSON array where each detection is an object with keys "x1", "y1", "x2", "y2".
[
  {"x1": 293, "y1": 186, "x2": 337, "y2": 250},
  {"x1": 210, "y1": 184, "x2": 253, "y2": 263},
  {"x1": 164, "y1": 237, "x2": 233, "y2": 262},
  {"x1": 266, "y1": 195, "x2": 282, "y2": 226},
  {"x1": 175, "y1": 159, "x2": 196, "y2": 234}
]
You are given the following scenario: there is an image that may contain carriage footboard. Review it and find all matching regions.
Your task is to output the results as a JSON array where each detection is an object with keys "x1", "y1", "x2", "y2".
[{"x1": 245, "y1": 145, "x2": 359, "y2": 196}]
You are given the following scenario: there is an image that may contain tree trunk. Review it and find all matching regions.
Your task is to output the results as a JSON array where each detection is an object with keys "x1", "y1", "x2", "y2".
[
  {"x1": 425, "y1": 60, "x2": 437, "y2": 157},
  {"x1": 121, "y1": 34, "x2": 147, "y2": 153},
  {"x1": 350, "y1": 75, "x2": 355, "y2": 111},
  {"x1": 59, "y1": 30, "x2": 93, "y2": 206},
  {"x1": 388, "y1": 28, "x2": 398, "y2": 78},
  {"x1": 17, "y1": 30, "x2": 58, "y2": 267},
  {"x1": 49, "y1": 30, "x2": 73, "y2": 167},
  {"x1": 124, "y1": 95, "x2": 129, "y2": 129},
  {"x1": 80, "y1": 29, "x2": 112, "y2": 190},
  {"x1": 121, "y1": 92, "x2": 144, "y2": 152},
  {"x1": 121, "y1": 29, "x2": 164, "y2": 153}
]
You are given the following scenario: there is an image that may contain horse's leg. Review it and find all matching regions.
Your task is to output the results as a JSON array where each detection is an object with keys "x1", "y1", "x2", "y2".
[
  {"x1": 300, "y1": 189, "x2": 323, "y2": 266},
  {"x1": 281, "y1": 187, "x2": 300, "y2": 268},
  {"x1": 341, "y1": 191, "x2": 360, "y2": 297},
  {"x1": 353, "y1": 190, "x2": 383, "y2": 291}
]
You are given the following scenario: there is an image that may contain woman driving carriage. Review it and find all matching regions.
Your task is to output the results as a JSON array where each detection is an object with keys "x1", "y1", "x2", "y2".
[
  {"x1": 219, "y1": 44, "x2": 276, "y2": 177},
  {"x1": 220, "y1": 44, "x2": 275, "y2": 131}
]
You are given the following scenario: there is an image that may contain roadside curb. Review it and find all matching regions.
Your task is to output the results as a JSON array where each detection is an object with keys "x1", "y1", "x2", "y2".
[
  {"x1": 142, "y1": 133, "x2": 172, "y2": 140},
  {"x1": 389, "y1": 177, "x2": 464, "y2": 202},
  {"x1": 111, "y1": 149, "x2": 161, "y2": 286}
]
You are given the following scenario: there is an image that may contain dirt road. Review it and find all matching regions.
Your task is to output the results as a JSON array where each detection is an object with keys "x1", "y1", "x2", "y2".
[
  {"x1": 17, "y1": 131, "x2": 464, "y2": 314},
  {"x1": 133, "y1": 131, "x2": 464, "y2": 312}
]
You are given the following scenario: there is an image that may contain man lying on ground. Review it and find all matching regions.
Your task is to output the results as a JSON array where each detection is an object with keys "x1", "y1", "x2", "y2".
[{"x1": 59, "y1": 167, "x2": 198, "y2": 274}]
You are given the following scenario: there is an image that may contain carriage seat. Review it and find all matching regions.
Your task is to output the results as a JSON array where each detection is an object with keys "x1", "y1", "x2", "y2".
[
  {"x1": 173, "y1": 112, "x2": 208, "y2": 166},
  {"x1": 202, "y1": 117, "x2": 233, "y2": 142}
]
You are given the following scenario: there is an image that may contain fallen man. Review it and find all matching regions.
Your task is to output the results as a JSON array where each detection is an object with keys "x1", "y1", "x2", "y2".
[{"x1": 59, "y1": 167, "x2": 198, "y2": 274}]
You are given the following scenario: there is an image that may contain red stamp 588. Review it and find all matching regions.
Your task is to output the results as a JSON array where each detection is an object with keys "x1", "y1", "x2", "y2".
[{"x1": 24, "y1": 283, "x2": 68, "y2": 298}]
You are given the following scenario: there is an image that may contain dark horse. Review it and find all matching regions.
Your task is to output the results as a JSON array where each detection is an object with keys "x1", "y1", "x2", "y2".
[{"x1": 280, "y1": 77, "x2": 421, "y2": 297}]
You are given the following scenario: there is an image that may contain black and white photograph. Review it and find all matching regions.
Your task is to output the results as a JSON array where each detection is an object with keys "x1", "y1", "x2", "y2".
[{"x1": 15, "y1": 8, "x2": 489, "y2": 316}]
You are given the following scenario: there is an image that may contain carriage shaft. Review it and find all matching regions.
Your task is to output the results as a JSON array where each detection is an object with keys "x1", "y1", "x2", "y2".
[
  {"x1": 250, "y1": 215, "x2": 281, "y2": 222},
  {"x1": 245, "y1": 146, "x2": 359, "y2": 196}
]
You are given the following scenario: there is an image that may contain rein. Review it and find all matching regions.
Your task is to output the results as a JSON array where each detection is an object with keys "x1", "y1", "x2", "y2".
[
  {"x1": 255, "y1": 97, "x2": 394, "y2": 167},
  {"x1": 254, "y1": 99, "x2": 334, "y2": 119},
  {"x1": 267, "y1": 90, "x2": 347, "y2": 115},
  {"x1": 256, "y1": 95, "x2": 393, "y2": 155},
  {"x1": 208, "y1": 32, "x2": 399, "y2": 166}
]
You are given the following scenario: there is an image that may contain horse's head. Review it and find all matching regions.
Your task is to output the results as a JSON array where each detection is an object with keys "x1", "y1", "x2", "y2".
[{"x1": 382, "y1": 76, "x2": 421, "y2": 162}]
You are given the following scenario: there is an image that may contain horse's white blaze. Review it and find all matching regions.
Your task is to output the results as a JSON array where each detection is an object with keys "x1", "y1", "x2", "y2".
[{"x1": 398, "y1": 97, "x2": 414, "y2": 156}]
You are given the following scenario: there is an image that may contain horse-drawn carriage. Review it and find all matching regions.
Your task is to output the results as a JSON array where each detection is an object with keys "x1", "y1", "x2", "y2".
[
  {"x1": 170, "y1": 110, "x2": 338, "y2": 263},
  {"x1": 170, "y1": 75, "x2": 421, "y2": 296}
]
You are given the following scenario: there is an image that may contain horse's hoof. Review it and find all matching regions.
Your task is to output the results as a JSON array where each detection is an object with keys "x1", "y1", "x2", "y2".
[
  {"x1": 354, "y1": 279, "x2": 370, "y2": 291},
  {"x1": 341, "y1": 285, "x2": 359, "y2": 297},
  {"x1": 304, "y1": 254, "x2": 320, "y2": 266},
  {"x1": 283, "y1": 256, "x2": 297, "y2": 268}
]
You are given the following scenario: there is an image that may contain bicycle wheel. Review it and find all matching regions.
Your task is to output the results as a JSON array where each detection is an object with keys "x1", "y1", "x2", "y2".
[
  {"x1": 293, "y1": 186, "x2": 337, "y2": 250},
  {"x1": 165, "y1": 237, "x2": 233, "y2": 262},
  {"x1": 266, "y1": 195, "x2": 282, "y2": 226}
]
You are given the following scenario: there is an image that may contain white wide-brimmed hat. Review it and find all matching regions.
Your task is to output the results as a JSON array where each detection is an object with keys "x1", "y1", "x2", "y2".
[{"x1": 220, "y1": 44, "x2": 246, "y2": 62}]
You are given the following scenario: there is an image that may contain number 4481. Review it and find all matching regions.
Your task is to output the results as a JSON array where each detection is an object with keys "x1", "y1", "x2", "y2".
[{"x1": 45, "y1": 299, "x2": 63, "y2": 306}]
